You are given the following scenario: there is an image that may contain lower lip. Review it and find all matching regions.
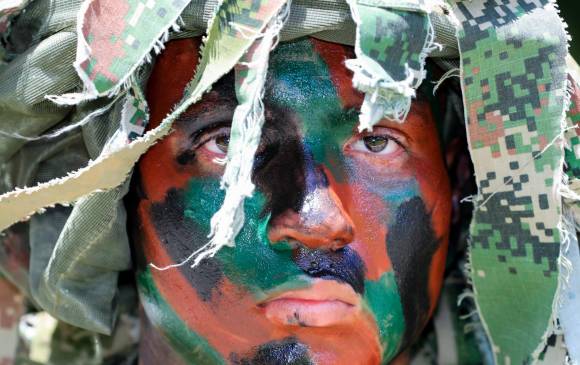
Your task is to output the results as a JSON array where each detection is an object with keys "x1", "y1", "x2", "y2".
[{"x1": 261, "y1": 298, "x2": 357, "y2": 327}]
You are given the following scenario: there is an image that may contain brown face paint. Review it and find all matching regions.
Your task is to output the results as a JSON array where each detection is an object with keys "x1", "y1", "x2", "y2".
[
  {"x1": 132, "y1": 38, "x2": 452, "y2": 364},
  {"x1": 139, "y1": 38, "x2": 202, "y2": 202}
]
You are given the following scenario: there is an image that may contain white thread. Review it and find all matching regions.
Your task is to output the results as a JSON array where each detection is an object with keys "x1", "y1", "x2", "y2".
[
  {"x1": 459, "y1": 309, "x2": 478, "y2": 321},
  {"x1": 460, "y1": 194, "x2": 475, "y2": 203},
  {"x1": 433, "y1": 67, "x2": 460, "y2": 95},
  {"x1": 416, "y1": 12, "x2": 443, "y2": 89}
]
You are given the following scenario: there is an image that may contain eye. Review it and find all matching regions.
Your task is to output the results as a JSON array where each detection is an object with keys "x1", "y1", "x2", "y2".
[
  {"x1": 350, "y1": 134, "x2": 400, "y2": 155},
  {"x1": 206, "y1": 134, "x2": 229, "y2": 154},
  {"x1": 197, "y1": 127, "x2": 230, "y2": 156},
  {"x1": 362, "y1": 136, "x2": 389, "y2": 153}
]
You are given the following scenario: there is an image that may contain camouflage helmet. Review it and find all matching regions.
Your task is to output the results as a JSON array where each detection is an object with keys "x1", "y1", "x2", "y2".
[{"x1": 0, "y1": 0, "x2": 579, "y2": 363}]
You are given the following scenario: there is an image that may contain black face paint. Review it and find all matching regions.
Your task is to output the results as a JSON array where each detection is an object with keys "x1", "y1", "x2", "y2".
[
  {"x1": 231, "y1": 337, "x2": 313, "y2": 365},
  {"x1": 148, "y1": 188, "x2": 223, "y2": 301},
  {"x1": 253, "y1": 104, "x2": 306, "y2": 219},
  {"x1": 254, "y1": 103, "x2": 366, "y2": 295},
  {"x1": 294, "y1": 246, "x2": 366, "y2": 295},
  {"x1": 386, "y1": 197, "x2": 440, "y2": 347}
]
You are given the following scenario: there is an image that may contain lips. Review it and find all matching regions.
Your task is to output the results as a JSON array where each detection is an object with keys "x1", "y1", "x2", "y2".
[
  {"x1": 258, "y1": 247, "x2": 367, "y2": 327},
  {"x1": 259, "y1": 279, "x2": 362, "y2": 327}
]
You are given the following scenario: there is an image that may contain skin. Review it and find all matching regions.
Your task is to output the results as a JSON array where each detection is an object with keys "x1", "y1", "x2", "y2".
[{"x1": 131, "y1": 37, "x2": 452, "y2": 365}]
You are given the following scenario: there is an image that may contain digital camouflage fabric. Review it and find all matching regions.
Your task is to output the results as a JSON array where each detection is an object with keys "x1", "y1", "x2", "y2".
[
  {"x1": 346, "y1": 0, "x2": 437, "y2": 129},
  {"x1": 73, "y1": 0, "x2": 189, "y2": 98},
  {"x1": 456, "y1": 1, "x2": 569, "y2": 364},
  {"x1": 0, "y1": 0, "x2": 579, "y2": 364},
  {"x1": 561, "y1": 73, "x2": 580, "y2": 364}
]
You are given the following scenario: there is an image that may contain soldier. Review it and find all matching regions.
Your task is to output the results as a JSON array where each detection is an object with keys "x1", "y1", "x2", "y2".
[{"x1": 0, "y1": 0, "x2": 578, "y2": 364}]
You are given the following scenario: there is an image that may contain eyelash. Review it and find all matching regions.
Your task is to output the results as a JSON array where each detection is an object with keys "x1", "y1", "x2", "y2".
[
  {"x1": 363, "y1": 133, "x2": 403, "y2": 147},
  {"x1": 191, "y1": 124, "x2": 230, "y2": 150}
]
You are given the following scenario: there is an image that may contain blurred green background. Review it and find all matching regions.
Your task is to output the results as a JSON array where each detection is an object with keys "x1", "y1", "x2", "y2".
[{"x1": 559, "y1": 0, "x2": 579, "y2": 60}]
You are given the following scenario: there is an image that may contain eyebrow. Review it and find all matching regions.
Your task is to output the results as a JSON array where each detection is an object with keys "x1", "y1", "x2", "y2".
[{"x1": 176, "y1": 103, "x2": 236, "y2": 137}]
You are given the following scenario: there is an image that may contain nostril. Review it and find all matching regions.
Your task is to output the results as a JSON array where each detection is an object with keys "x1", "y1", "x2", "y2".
[{"x1": 331, "y1": 239, "x2": 344, "y2": 251}]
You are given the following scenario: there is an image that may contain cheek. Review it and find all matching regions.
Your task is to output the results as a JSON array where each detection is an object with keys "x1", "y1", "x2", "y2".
[
  {"x1": 334, "y1": 159, "x2": 422, "y2": 280},
  {"x1": 414, "y1": 156, "x2": 452, "y2": 237},
  {"x1": 164, "y1": 179, "x2": 306, "y2": 295},
  {"x1": 337, "y1": 155, "x2": 450, "y2": 348},
  {"x1": 334, "y1": 177, "x2": 410, "y2": 360},
  {"x1": 334, "y1": 180, "x2": 391, "y2": 280},
  {"x1": 135, "y1": 198, "x2": 279, "y2": 361}
]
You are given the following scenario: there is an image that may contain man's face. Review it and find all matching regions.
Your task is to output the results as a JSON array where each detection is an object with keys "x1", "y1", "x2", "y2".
[{"x1": 133, "y1": 38, "x2": 451, "y2": 364}]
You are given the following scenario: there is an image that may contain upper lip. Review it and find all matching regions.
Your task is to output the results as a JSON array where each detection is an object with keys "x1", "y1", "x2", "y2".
[
  {"x1": 293, "y1": 247, "x2": 366, "y2": 295},
  {"x1": 259, "y1": 278, "x2": 361, "y2": 307}
]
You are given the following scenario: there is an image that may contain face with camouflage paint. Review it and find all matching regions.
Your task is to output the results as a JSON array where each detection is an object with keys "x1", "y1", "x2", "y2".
[{"x1": 132, "y1": 37, "x2": 452, "y2": 364}]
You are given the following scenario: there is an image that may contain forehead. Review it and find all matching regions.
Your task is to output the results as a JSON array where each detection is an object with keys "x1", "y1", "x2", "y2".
[
  {"x1": 147, "y1": 37, "x2": 437, "y2": 140},
  {"x1": 199, "y1": 39, "x2": 360, "y2": 111},
  {"x1": 166, "y1": 39, "x2": 363, "y2": 143},
  {"x1": 266, "y1": 39, "x2": 360, "y2": 108}
]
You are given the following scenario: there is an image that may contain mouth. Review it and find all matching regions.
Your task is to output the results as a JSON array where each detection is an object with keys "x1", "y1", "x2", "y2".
[{"x1": 259, "y1": 279, "x2": 361, "y2": 327}]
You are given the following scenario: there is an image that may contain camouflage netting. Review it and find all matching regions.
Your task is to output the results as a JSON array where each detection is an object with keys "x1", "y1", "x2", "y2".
[{"x1": 0, "y1": 0, "x2": 579, "y2": 364}]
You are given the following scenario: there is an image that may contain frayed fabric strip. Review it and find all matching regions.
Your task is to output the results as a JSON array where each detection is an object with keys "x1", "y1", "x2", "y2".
[
  {"x1": 345, "y1": 56, "x2": 415, "y2": 130},
  {"x1": 52, "y1": 0, "x2": 192, "y2": 102},
  {"x1": 152, "y1": 2, "x2": 291, "y2": 271},
  {"x1": 456, "y1": 1, "x2": 570, "y2": 364},
  {"x1": 119, "y1": 81, "x2": 150, "y2": 143},
  {"x1": 204, "y1": 4, "x2": 290, "y2": 256},
  {"x1": 554, "y1": 207, "x2": 580, "y2": 365},
  {"x1": 559, "y1": 75, "x2": 580, "y2": 365},
  {"x1": 0, "y1": 0, "x2": 289, "y2": 236},
  {"x1": 148, "y1": 0, "x2": 292, "y2": 271},
  {"x1": 345, "y1": 0, "x2": 442, "y2": 131}
]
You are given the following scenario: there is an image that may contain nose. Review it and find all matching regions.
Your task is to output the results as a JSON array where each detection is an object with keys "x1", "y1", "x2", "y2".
[{"x1": 268, "y1": 166, "x2": 355, "y2": 251}]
